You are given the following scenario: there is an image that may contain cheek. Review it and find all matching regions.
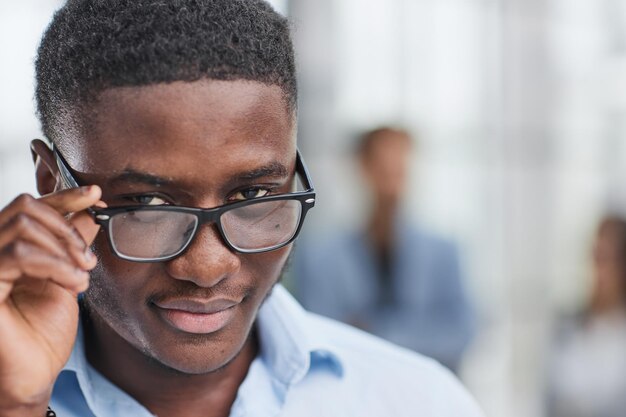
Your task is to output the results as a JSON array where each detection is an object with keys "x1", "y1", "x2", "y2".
[
  {"x1": 242, "y1": 246, "x2": 291, "y2": 296},
  {"x1": 87, "y1": 232, "x2": 154, "y2": 317},
  {"x1": 91, "y1": 232, "x2": 144, "y2": 288}
]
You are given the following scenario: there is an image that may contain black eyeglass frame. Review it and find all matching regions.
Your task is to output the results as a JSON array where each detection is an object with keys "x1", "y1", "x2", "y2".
[{"x1": 52, "y1": 145, "x2": 316, "y2": 262}]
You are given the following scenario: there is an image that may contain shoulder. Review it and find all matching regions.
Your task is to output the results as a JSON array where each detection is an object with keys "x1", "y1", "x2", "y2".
[
  {"x1": 306, "y1": 310, "x2": 449, "y2": 372},
  {"x1": 302, "y1": 312, "x2": 485, "y2": 416}
]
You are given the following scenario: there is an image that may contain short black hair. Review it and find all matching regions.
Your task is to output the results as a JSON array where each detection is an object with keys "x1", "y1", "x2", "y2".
[{"x1": 35, "y1": 0, "x2": 296, "y2": 144}]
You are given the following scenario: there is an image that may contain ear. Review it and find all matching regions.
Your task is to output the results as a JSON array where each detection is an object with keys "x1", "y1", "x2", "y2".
[{"x1": 30, "y1": 139, "x2": 60, "y2": 196}]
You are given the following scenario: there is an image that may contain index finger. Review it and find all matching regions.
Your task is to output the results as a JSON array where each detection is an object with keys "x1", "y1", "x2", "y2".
[{"x1": 39, "y1": 185, "x2": 102, "y2": 215}]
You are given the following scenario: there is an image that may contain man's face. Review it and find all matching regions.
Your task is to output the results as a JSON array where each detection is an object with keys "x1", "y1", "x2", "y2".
[
  {"x1": 59, "y1": 79, "x2": 296, "y2": 374},
  {"x1": 360, "y1": 133, "x2": 412, "y2": 203}
]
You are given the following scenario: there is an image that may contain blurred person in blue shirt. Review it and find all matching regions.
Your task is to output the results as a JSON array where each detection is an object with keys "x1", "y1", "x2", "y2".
[
  {"x1": 0, "y1": 2, "x2": 485, "y2": 417},
  {"x1": 546, "y1": 215, "x2": 626, "y2": 417},
  {"x1": 294, "y1": 127, "x2": 476, "y2": 372}
]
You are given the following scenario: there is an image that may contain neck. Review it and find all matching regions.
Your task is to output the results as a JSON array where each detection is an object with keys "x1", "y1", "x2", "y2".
[
  {"x1": 82, "y1": 308, "x2": 257, "y2": 417},
  {"x1": 367, "y1": 197, "x2": 398, "y2": 250}
]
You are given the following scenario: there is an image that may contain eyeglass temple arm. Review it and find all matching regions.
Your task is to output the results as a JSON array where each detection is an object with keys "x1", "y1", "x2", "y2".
[
  {"x1": 51, "y1": 144, "x2": 101, "y2": 217},
  {"x1": 296, "y1": 149, "x2": 315, "y2": 192},
  {"x1": 52, "y1": 144, "x2": 81, "y2": 189}
]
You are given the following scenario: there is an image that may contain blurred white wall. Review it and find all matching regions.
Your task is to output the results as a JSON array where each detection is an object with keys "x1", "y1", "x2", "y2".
[{"x1": 0, "y1": 1, "x2": 64, "y2": 202}]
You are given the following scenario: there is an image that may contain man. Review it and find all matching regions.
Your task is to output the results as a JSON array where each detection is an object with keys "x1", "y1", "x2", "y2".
[
  {"x1": 0, "y1": 1, "x2": 484, "y2": 416},
  {"x1": 295, "y1": 127, "x2": 476, "y2": 372}
]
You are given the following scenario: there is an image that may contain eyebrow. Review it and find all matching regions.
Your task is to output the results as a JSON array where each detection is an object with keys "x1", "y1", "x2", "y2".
[
  {"x1": 108, "y1": 170, "x2": 175, "y2": 187},
  {"x1": 234, "y1": 162, "x2": 289, "y2": 181},
  {"x1": 106, "y1": 162, "x2": 290, "y2": 188}
]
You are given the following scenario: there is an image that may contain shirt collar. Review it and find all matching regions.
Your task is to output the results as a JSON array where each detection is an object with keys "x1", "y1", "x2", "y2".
[
  {"x1": 255, "y1": 284, "x2": 344, "y2": 385},
  {"x1": 63, "y1": 317, "x2": 155, "y2": 417},
  {"x1": 62, "y1": 284, "x2": 344, "y2": 403}
]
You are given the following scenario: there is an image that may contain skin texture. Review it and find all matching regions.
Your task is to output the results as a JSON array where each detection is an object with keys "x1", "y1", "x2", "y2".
[{"x1": 24, "y1": 79, "x2": 296, "y2": 417}]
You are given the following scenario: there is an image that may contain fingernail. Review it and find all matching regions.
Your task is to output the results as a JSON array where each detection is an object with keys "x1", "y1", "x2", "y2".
[{"x1": 84, "y1": 248, "x2": 94, "y2": 261}]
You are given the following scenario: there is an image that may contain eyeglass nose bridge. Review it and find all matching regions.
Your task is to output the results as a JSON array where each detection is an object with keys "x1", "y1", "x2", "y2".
[
  {"x1": 188, "y1": 206, "x2": 234, "y2": 250},
  {"x1": 196, "y1": 206, "x2": 224, "y2": 225}
]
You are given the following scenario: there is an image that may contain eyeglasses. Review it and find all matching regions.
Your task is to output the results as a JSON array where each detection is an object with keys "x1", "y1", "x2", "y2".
[{"x1": 52, "y1": 146, "x2": 315, "y2": 262}]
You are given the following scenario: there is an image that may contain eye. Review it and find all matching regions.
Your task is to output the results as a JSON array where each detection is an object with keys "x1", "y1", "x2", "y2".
[
  {"x1": 127, "y1": 195, "x2": 169, "y2": 206},
  {"x1": 231, "y1": 188, "x2": 270, "y2": 201}
]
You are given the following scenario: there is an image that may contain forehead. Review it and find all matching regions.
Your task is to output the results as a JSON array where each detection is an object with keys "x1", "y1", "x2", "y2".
[{"x1": 60, "y1": 79, "x2": 296, "y2": 175}]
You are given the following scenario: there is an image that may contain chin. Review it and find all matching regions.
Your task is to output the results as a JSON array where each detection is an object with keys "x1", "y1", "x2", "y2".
[
  {"x1": 144, "y1": 342, "x2": 242, "y2": 375},
  {"x1": 136, "y1": 313, "x2": 256, "y2": 376},
  {"x1": 85, "y1": 296, "x2": 253, "y2": 376}
]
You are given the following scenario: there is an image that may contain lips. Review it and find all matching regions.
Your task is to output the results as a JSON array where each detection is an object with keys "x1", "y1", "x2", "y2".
[{"x1": 152, "y1": 298, "x2": 239, "y2": 334}]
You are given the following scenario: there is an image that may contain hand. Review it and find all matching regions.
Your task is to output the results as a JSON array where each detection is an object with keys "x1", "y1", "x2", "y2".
[{"x1": 0, "y1": 186, "x2": 102, "y2": 413}]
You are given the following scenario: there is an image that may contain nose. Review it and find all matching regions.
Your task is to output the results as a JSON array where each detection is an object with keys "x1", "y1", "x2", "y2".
[{"x1": 165, "y1": 223, "x2": 241, "y2": 287}]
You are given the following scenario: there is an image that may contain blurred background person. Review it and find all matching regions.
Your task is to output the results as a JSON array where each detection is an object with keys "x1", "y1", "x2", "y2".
[
  {"x1": 546, "y1": 215, "x2": 626, "y2": 417},
  {"x1": 293, "y1": 127, "x2": 476, "y2": 372}
]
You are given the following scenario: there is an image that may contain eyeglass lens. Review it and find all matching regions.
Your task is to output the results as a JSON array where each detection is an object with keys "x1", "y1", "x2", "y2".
[
  {"x1": 109, "y1": 210, "x2": 198, "y2": 259},
  {"x1": 107, "y1": 199, "x2": 302, "y2": 259},
  {"x1": 221, "y1": 199, "x2": 302, "y2": 251}
]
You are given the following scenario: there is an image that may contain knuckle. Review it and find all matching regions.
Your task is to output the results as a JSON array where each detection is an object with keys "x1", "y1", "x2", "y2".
[
  {"x1": 10, "y1": 213, "x2": 31, "y2": 232},
  {"x1": 11, "y1": 193, "x2": 34, "y2": 209}
]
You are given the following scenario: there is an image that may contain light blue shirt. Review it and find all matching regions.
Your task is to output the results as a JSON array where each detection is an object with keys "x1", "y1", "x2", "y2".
[{"x1": 50, "y1": 285, "x2": 484, "y2": 416}]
